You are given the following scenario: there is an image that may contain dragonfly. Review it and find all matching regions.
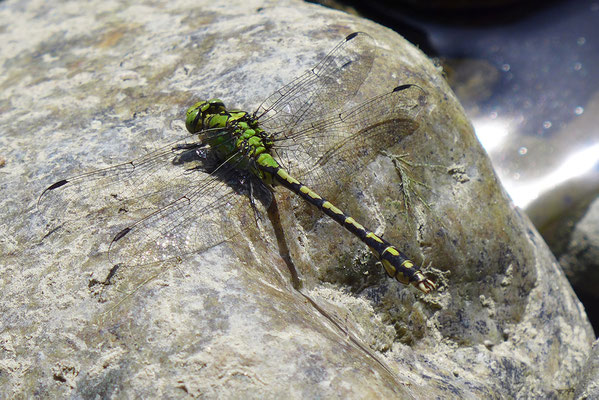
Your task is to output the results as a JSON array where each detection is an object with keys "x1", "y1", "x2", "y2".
[{"x1": 38, "y1": 32, "x2": 436, "y2": 294}]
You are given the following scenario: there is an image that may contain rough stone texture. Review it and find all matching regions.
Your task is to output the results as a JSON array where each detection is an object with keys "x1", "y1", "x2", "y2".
[
  {"x1": 575, "y1": 339, "x2": 599, "y2": 400},
  {"x1": 559, "y1": 196, "x2": 599, "y2": 298},
  {"x1": 0, "y1": 0, "x2": 594, "y2": 398}
]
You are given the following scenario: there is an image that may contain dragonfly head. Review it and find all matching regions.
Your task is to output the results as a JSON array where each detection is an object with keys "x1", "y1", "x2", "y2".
[{"x1": 185, "y1": 99, "x2": 227, "y2": 133}]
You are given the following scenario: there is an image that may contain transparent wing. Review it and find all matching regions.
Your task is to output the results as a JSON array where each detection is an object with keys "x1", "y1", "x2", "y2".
[
  {"x1": 106, "y1": 163, "x2": 247, "y2": 267},
  {"x1": 38, "y1": 135, "x2": 204, "y2": 221},
  {"x1": 255, "y1": 32, "x2": 376, "y2": 133},
  {"x1": 38, "y1": 133, "x2": 256, "y2": 269},
  {"x1": 272, "y1": 84, "x2": 427, "y2": 193}
]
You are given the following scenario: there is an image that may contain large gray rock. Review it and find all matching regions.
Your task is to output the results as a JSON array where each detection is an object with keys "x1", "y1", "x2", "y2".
[{"x1": 0, "y1": 0, "x2": 594, "y2": 398}]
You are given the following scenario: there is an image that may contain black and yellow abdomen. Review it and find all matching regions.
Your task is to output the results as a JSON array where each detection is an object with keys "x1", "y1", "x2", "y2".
[{"x1": 260, "y1": 164, "x2": 436, "y2": 293}]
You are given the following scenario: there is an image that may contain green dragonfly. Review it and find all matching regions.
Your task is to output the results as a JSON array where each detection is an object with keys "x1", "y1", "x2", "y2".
[{"x1": 38, "y1": 32, "x2": 436, "y2": 294}]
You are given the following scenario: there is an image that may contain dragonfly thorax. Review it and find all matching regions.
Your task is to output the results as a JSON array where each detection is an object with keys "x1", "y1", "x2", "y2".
[{"x1": 185, "y1": 99, "x2": 278, "y2": 184}]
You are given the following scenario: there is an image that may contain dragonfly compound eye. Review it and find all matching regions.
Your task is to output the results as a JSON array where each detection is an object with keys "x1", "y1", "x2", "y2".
[{"x1": 185, "y1": 99, "x2": 227, "y2": 133}]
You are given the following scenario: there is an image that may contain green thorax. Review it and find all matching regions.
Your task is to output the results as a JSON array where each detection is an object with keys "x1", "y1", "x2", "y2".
[{"x1": 185, "y1": 99, "x2": 280, "y2": 184}]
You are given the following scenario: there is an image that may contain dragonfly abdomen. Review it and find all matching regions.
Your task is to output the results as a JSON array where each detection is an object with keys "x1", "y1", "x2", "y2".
[{"x1": 264, "y1": 165, "x2": 436, "y2": 294}]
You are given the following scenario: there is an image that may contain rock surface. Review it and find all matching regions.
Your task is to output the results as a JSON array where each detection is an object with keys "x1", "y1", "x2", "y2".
[
  {"x1": 559, "y1": 197, "x2": 599, "y2": 297},
  {"x1": 0, "y1": 0, "x2": 594, "y2": 398},
  {"x1": 575, "y1": 338, "x2": 599, "y2": 400}
]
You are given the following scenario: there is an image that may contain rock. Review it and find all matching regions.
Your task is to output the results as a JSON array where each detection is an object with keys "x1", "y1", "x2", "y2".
[
  {"x1": 0, "y1": 0, "x2": 594, "y2": 398},
  {"x1": 558, "y1": 196, "x2": 599, "y2": 330},
  {"x1": 575, "y1": 339, "x2": 599, "y2": 400},
  {"x1": 557, "y1": 196, "x2": 599, "y2": 296}
]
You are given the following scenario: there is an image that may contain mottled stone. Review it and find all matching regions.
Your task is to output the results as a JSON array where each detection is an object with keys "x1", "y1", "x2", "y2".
[
  {"x1": 575, "y1": 339, "x2": 599, "y2": 400},
  {"x1": 559, "y1": 197, "x2": 599, "y2": 298},
  {"x1": 0, "y1": 0, "x2": 594, "y2": 398}
]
